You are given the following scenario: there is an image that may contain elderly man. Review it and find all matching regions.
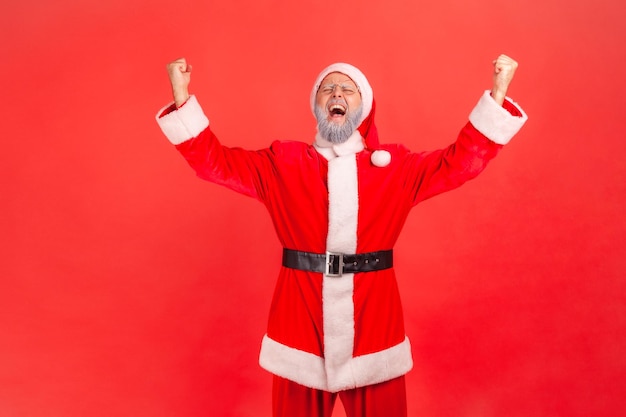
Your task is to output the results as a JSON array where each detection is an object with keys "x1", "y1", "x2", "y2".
[{"x1": 156, "y1": 55, "x2": 527, "y2": 417}]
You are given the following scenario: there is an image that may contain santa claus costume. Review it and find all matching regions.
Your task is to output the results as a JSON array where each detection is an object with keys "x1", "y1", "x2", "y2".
[{"x1": 156, "y1": 63, "x2": 527, "y2": 417}]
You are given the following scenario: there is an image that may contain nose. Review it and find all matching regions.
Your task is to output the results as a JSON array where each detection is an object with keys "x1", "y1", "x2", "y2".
[{"x1": 331, "y1": 85, "x2": 343, "y2": 98}]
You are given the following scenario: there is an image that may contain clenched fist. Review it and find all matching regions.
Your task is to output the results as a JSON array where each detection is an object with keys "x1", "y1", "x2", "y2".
[
  {"x1": 491, "y1": 54, "x2": 518, "y2": 106},
  {"x1": 167, "y1": 58, "x2": 192, "y2": 108}
]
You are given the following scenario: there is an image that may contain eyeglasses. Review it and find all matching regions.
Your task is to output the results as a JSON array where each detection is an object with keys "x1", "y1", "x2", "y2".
[{"x1": 317, "y1": 82, "x2": 359, "y2": 95}]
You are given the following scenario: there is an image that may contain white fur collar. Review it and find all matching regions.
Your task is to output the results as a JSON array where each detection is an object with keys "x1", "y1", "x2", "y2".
[{"x1": 313, "y1": 130, "x2": 364, "y2": 161}]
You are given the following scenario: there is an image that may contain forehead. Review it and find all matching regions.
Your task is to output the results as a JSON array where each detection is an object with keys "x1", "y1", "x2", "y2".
[{"x1": 320, "y1": 72, "x2": 357, "y2": 85}]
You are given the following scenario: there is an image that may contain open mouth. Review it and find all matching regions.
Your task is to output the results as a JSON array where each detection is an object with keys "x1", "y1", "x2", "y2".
[{"x1": 328, "y1": 104, "x2": 346, "y2": 117}]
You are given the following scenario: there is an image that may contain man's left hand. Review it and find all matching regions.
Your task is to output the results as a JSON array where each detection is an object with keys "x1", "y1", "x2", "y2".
[{"x1": 491, "y1": 54, "x2": 518, "y2": 105}]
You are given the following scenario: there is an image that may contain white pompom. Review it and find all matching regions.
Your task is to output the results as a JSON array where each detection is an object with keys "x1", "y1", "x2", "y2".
[{"x1": 371, "y1": 150, "x2": 391, "y2": 167}]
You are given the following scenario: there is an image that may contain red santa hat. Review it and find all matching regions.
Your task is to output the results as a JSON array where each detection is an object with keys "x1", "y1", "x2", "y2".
[{"x1": 310, "y1": 63, "x2": 391, "y2": 167}]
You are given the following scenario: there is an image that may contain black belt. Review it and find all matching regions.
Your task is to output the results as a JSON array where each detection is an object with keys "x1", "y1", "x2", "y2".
[{"x1": 282, "y1": 248, "x2": 393, "y2": 277}]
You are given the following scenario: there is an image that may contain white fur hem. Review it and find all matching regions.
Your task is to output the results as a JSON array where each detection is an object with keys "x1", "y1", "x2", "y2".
[
  {"x1": 155, "y1": 95, "x2": 209, "y2": 145},
  {"x1": 259, "y1": 335, "x2": 328, "y2": 390},
  {"x1": 468, "y1": 90, "x2": 528, "y2": 145},
  {"x1": 259, "y1": 334, "x2": 413, "y2": 392}
]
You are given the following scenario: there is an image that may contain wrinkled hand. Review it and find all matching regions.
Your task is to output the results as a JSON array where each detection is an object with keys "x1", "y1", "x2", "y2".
[
  {"x1": 491, "y1": 54, "x2": 518, "y2": 106},
  {"x1": 167, "y1": 58, "x2": 192, "y2": 108}
]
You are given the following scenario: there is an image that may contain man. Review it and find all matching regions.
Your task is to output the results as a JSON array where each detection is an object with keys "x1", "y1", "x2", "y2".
[{"x1": 156, "y1": 55, "x2": 527, "y2": 417}]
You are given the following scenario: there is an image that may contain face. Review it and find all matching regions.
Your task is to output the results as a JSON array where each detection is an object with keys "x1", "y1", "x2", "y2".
[
  {"x1": 315, "y1": 72, "x2": 363, "y2": 125},
  {"x1": 315, "y1": 72, "x2": 363, "y2": 144}
]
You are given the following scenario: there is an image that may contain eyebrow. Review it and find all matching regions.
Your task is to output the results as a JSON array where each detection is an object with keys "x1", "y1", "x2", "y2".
[
  {"x1": 318, "y1": 81, "x2": 358, "y2": 91},
  {"x1": 322, "y1": 79, "x2": 355, "y2": 85}
]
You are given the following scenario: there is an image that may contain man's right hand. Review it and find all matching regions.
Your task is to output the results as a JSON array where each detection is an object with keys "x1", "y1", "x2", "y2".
[{"x1": 167, "y1": 58, "x2": 192, "y2": 108}]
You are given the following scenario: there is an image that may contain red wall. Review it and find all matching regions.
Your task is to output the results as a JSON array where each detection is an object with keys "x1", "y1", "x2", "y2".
[{"x1": 1, "y1": 0, "x2": 624, "y2": 416}]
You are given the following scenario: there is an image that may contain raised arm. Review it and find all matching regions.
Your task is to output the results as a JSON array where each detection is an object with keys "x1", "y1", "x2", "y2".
[
  {"x1": 156, "y1": 59, "x2": 275, "y2": 202},
  {"x1": 405, "y1": 54, "x2": 527, "y2": 205}
]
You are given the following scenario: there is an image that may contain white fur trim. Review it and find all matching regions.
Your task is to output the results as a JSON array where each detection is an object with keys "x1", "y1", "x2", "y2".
[
  {"x1": 323, "y1": 154, "x2": 358, "y2": 389},
  {"x1": 310, "y1": 63, "x2": 373, "y2": 126},
  {"x1": 326, "y1": 155, "x2": 358, "y2": 254},
  {"x1": 371, "y1": 150, "x2": 391, "y2": 167},
  {"x1": 259, "y1": 334, "x2": 414, "y2": 392},
  {"x1": 323, "y1": 271, "x2": 356, "y2": 389},
  {"x1": 155, "y1": 95, "x2": 209, "y2": 145},
  {"x1": 313, "y1": 130, "x2": 365, "y2": 161},
  {"x1": 259, "y1": 335, "x2": 328, "y2": 390},
  {"x1": 347, "y1": 336, "x2": 413, "y2": 391},
  {"x1": 468, "y1": 91, "x2": 528, "y2": 145}
]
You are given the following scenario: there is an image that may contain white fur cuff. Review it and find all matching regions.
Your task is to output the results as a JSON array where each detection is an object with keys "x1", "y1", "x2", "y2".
[
  {"x1": 469, "y1": 90, "x2": 528, "y2": 145},
  {"x1": 155, "y1": 95, "x2": 210, "y2": 145}
]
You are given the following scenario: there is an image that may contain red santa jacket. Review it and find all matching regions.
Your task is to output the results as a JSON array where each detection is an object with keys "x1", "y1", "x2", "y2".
[{"x1": 156, "y1": 92, "x2": 527, "y2": 392}]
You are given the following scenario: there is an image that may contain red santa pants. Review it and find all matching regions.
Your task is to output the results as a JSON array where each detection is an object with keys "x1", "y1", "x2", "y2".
[{"x1": 272, "y1": 375, "x2": 407, "y2": 417}]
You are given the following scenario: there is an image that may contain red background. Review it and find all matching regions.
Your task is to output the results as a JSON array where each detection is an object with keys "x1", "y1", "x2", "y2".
[{"x1": 1, "y1": 0, "x2": 625, "y2": 416}]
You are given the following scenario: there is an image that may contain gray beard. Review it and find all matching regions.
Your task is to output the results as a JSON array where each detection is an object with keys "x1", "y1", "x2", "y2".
[{"x1": 314, "y1": 104, "x2": 363, "y2": 144}]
